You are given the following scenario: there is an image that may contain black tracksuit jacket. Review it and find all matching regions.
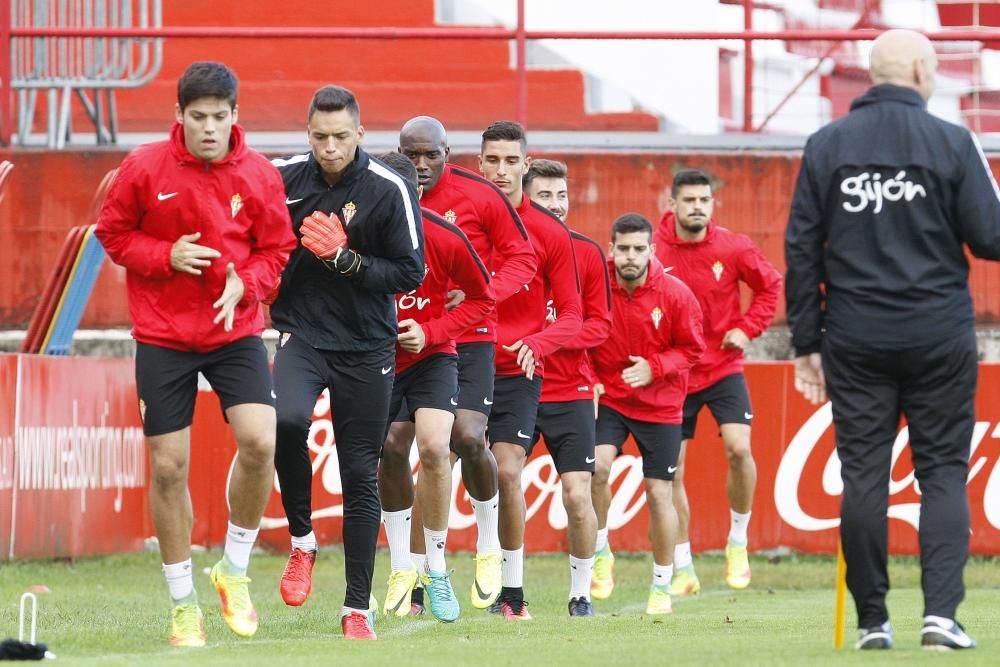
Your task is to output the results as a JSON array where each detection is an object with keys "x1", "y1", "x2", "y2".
[
  {"x1": 270, "y1": 148, "x2": 424, "y2": 351},
  {"x1": 786, "y1": 84, "x2": 1000, "y2": 354}
]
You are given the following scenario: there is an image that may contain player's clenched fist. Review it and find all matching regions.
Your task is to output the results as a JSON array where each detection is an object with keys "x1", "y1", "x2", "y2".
[{"x1": 300, "y1": 211, "x2": 363, "y2": 275}]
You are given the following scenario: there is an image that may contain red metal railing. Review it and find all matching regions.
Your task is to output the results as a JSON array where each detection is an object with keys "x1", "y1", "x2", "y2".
[{"x1": 5, "y1": 1, "x2": 1000, "y2": 145}]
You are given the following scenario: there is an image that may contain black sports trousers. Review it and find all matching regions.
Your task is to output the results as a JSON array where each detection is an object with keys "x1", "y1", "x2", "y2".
[
  {"x1": 822, "y1": 330, "x2": 976, "y2": 627},
  {"x1": 272, "y1": 332, "x2": 394, "y2": 611}
]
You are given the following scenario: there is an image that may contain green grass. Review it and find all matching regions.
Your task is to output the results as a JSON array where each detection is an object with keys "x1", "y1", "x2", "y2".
[{"x1": 2, "y1": 550, "x2": 999, "y2": 666}]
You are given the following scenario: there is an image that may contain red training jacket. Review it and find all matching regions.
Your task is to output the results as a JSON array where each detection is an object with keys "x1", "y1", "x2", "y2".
[
  {"x1": 395, "y1": 209, "x2": 495, "y2": 373},
  {"x1": 96, "y1": 123, "x2": 295, "y2": 353},
  {"x1": 495, "y1": 199, "x2": 582, "y2": 377},
  {"x1": 421, "y1": 163, "x2": 536, "y2": 344},
  {"x1": 654, "y1": 212, "x2": 782, "y2": 391},
  {"x1": 540, "y1": 230, "x2": 612, "y2": 403},
  {"x1": 593, "y1": 256, "x2": 705, "y2": 423}
]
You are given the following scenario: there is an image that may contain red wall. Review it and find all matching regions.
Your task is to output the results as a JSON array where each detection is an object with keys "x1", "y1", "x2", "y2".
[{"x1": 4, "y1": 148, "x2": 1000, "y2": 328}]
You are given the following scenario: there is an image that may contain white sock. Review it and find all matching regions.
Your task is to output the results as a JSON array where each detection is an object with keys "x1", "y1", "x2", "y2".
[
  {"x1": 674, "y1": 541, "x2": 693, "y2": 570},
  {"x1": 652, "y1": 562, "x2": 673, "y2": 588},
  {"x1": 382, "y1": 508, "x2": 413, "y2": 571},
  {"x1": 569, "y1": 555, "x2": 594, "y2": 600},
  {"x1": 501, "y1": 547, "x2": 524, "y2": 588},
  {"x1": 410, "y1": 551, "x2": 426, "y2": 576},
  {"x1": 424, "y1": 527, "x2": 448, "y2": 572},
  {"x1": 224, "y1": 521, "x2": 258, "y2": 573},
  {"x1": 729, "y1": 510, "x2": 751, "y2": 546},
  {"x1": 471, "y1": 493, "x2": 501, "y2": 554},
  {"x1": 291, "y1": 530, "x2": 317, "y2": 553},
  {"x1": 595, "y1": 527, "x2": 609, "y2": 553},
  {"x1": 163, "y1": 559, "x2": 194, "y2": 602}
]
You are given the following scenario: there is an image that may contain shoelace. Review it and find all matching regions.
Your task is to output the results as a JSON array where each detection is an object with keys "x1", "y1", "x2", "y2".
[
  {"x1": 504, "y1": 599, "x2": 528, "y2": 616},
  {"x1": 343, "y1": 613, "x2": 372, "y2": 635},
  {"x1": 221, "y1": 574, "x2": 253, "y2": 612},
  {"x1": 425, "y1": 572, "x2": 456, "y2": 603},
  {"x1": 172, "y1": 605, "x2": 202, "y2": 635},
  {"x1": 283, "y1": 552, "x2": 311, "y2": 583}
]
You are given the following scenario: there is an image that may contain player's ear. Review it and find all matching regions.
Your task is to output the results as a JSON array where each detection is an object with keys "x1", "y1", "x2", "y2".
[
  {"x1": 357, "y1": 125, "x2": 366, "y2": 143},
  {"x1": 175, "y1": 103, "x2": 183, "y2": 124},
  {"x1": 477, "y1": 154, "x2": 485, "y2": 175},
  {"x1": 650, "y1": 242, "x2": 657, "y2": 256},
  {"x1": 231, "y1": 104, "x2": 239, "y2": 125}
]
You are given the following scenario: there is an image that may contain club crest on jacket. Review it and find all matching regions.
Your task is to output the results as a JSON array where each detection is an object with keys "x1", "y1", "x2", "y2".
[
  {"x1": 651, "y1": 306, "x2": 663, "y2": 330},
  {"x1": 230, "y1": 193, "x2": 243, "y2": 218},
  {"x1": 342, "y1": 201, "x2": 357, "y2": 225}
]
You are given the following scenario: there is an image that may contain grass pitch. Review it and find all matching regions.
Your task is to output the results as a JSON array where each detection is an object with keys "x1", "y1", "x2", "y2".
[{"x1": 1, "y1": 549, "x2": 998, "y2": 666}]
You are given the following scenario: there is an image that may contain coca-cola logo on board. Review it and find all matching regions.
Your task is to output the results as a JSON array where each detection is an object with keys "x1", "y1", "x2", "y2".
[{"x1": 774, "y1": 402, "x2": 1000, "y2": 532}]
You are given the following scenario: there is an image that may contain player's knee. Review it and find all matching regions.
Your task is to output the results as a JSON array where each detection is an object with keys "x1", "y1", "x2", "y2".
[
  {"x1": 275, "y1": 407, "x2": 312, "y2": 442},
  {"x1": 237, "y1": 431, "x2": 275, "y2": 470},
  {"x1": 452, "y1": 428, "x2": 486, "y2": 460},
  {"x1": 417, "y1": 439, "x2": 451, "y2": 471},
  {"x1": 562, "y1": 481, "x2": 592, "y2": 517},
  {"x1": 496, "y1": 458, "x2": 523, "y2": 492},
  {"x1": 644, "y1": 478, "x2": 673, "y2": 505},
  {"x1": 149, "y1": 454, "x2": 187, "y2": 489},
  {"x1": 726, "y1": 440, "x2": 753, "y2": 466}
]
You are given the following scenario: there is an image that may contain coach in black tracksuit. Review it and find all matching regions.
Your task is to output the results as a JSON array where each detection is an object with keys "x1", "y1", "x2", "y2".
[
  {"x1": 270, "y1": 86, "x2": 423, "y2": 619},
  {"x1": 786, "y1": 30, "x2": 1000, "y2": 651}
]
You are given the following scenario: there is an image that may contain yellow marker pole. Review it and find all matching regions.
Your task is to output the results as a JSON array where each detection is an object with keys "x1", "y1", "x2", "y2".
[{"x1": 834, "y1": 542, "x2": 847, "y2": 649}]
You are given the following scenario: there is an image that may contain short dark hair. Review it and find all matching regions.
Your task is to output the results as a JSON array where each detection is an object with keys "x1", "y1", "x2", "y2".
[
  {"x1": 523, "y1": 158, "x2": 568, "y2": 189},
  {"x1": 308, "y1": 85, "x2": 361, "y2": 123},
  {"x1": 177, "y1": 61, "x2": 238, "y2": 110},
  {"x1": 481, "y1": 120, "x2": 527, "y2": 151},
  {"x1": 377, "y1": 152, "x2": 418, "y2": 189},
  {"x1": 670, "y1": 169, "x2": 713, "y2": 197},
  {"x1": 611, "y1": 213, "x2": 653, "y2": 242}
]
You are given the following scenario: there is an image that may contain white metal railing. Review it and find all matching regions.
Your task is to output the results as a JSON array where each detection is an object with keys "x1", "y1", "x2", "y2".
[{"x1": 10, "y1": 0, "x2": 162, "y2": 147}]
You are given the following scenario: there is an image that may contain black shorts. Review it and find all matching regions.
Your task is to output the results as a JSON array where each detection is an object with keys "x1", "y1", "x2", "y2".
[
  {"x1": 487, "y1": 374, "x2": 542, "y2": 447},
  {"x1": 595, "y1": 404, "x2": 681, "y2": 481},
  {"x1": 135, "y1": 336, "x2": 274, "y2": 437},
  {"x1": 681, "y1": 373, "x2": 753, "y2": 440},
  {"x1": 390, "y1": 353, "x2": 459, "y2": 423},
  {"x1": 533, "y1": 400, "x2": 596, "y2": 474},
  {"x1": 456, "y1": 342, "x2": 496, "y2": 415}
]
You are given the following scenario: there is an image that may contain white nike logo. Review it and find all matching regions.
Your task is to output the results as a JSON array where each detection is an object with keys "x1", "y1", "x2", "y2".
[
  {"x1": 157, "y1": 191, "x2": 178, "y2": 201},
  {"x1": 585, "y1": 455, "x2": 596, "y2": 463},
  {"x1": 286, "y1": 197, "x2": 303, "y2": 205},
  {"x1": 744, "y1": 412, "x2": 753, "y2": 419},
  {"x1": 664, "y1": 266, "x2": 674, "y2": 273},
  {"x1": 483, "y1": 398, "x2": 493, "y2": 406},
  {"x1": 668, "y1": 465, "x2": 678, "y2": 473},
  {"x1": 271, "y1": 390, "x2": 277, "y2": 399},
  {"x1": 517, "y1": 430, "x2": 530, "y2": 439},
  {"x1": 381, "y1": 366, "x2": 392, "y2": 375},
  {"x1": 450, "y1": 398, "x2": 458, "y2": 406}
]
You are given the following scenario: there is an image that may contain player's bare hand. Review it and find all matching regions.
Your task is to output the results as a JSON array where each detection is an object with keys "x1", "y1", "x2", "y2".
[
  {"x1": 171, "y1": 232, "x2": 221, "y2": 275},
  {"x1": 721, "y1": 327, "x2": 750, "y2": 351},
  {"x1": 503, "y1": 339, "x2": 538, "y2": 380},
  {"x1": 793, "y1": 353, "x2": 827, "y2": 405},
  {"x1": 622, "y1": 355, "x2": 652, "y2": 388},
  {"x1": 212, "y1": 263, "x2": 244, "y2": 332},
  {"x1": 446, "y1": 289, "x2": 466, "y2": 311},
  {"x1": 397, "y1": 318, "x2": 427, "y2": 354}
]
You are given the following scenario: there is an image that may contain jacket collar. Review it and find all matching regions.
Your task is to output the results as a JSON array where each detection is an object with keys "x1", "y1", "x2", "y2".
[
  {"x1": 169, "y1": 122, "x2": 247, "y2": 165},
  {"x1": 608, "y1": 254, "x2": 666, "y2": 296},
  {"x1": 850, "y1": 83, "x2": 926, "y2": 112},
  {"x1": 659, "y1": 210, "x2": 717, "y2": 246},
  {"x1": 311, "y1": 146, "x2": 369, "y2": 186}
]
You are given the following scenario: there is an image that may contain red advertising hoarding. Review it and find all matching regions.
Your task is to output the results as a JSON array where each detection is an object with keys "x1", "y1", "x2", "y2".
[
  {"x1": 2, "y1": 354, "x2": 149, "y2": 560},
  {"x1": 6, "y1": 355, "x2": 1000, "y2": 559}
]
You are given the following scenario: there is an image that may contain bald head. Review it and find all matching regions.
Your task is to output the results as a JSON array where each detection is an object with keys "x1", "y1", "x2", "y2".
[
  {"x1": 399, "y1": 116, "x2": 450, "y2": 192},
  {"x1": 869, "y1": 29, "x2": 938, "y2": 101}
]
